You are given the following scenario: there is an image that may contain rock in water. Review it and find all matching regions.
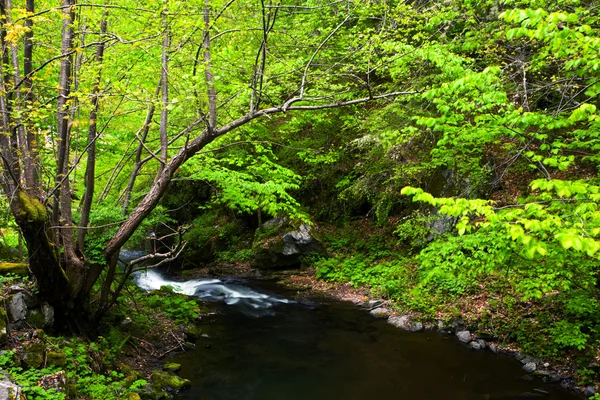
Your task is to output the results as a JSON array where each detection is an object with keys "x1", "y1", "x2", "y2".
[
  {"x1": 387, "y1": 315, "x2": 424, "y2": 332},
  {"x1": 456, "y1": 330, "x2": 472, "y2": 343},
  {"x1": 370, "y1": 308, "x2": 391, "y2": 318},
  {"x1": 523, "y1": 362, "x2": 537, "y2": 373}
]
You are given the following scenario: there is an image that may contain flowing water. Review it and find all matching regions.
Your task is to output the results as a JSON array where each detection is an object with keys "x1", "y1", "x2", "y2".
[{"x1": 135, "y1": 271, "x2": 581, "y2": 400}]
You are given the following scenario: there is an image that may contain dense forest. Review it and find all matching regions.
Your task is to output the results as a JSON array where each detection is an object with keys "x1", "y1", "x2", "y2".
[{"x1": 0, "y1": 0, "x2": 599, "y2": 398}]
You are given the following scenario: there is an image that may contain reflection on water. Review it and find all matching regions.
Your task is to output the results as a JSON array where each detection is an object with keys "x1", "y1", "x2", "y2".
[{"x1": 136, "y1": 272, "x2": 580, "y2": 400}]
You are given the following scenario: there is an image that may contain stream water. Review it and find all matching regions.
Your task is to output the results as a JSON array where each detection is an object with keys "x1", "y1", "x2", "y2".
[{"x1": 135, "y1": 271, "x2": 581, "y2": 400}]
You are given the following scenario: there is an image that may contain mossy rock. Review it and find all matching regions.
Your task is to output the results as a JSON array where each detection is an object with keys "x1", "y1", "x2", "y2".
[
  {"x1": 151, "y1": 371, "x2": 191, "y2": 391},
  {"x1": 25, "y1": 310, "x2": 45, "y2": 329},
  {"x1": 0, "y1": 263, "x2": 28, "y2": 276},
  {"x1": 125, "y1": 393, "x2": 142, "y2": 400},
  {"x1": 20, "y1": 342, "x2": 45, "y2": 369},
  {"x1": 0, "y1": 308, "x2": 7, "y2": 345},
  {"x1": 46, "y1": 351, "x2": 67, "y2": 367},
  {"x1": 183, "y1": 324, "x2": 201, "y2": 341},
  {"x1": 163, "y1": 363, "x2": 181, "y2": 373}
]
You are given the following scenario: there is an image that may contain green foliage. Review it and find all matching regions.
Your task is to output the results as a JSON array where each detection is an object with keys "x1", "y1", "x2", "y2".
[{"x1": 146, "y1": 290, "x2": 200, "y2": 323}]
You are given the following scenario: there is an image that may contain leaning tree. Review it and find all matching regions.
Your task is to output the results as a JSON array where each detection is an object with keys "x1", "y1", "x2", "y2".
[{"x1": 0, "y1": 0, "x2": 415, "y2": 332}]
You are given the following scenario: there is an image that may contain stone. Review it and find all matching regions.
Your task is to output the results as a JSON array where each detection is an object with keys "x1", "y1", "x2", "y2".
[
  {"x1": 584, "y1": 386, "x2": 597, "y2": 398},
  {"x1": 7, "y1": 292, "x2": 35, "y2": 323},
  {"x1": 488, "y1": 343, "x2": 498, "y2": 353},
  {"x1": 183, "y1": 325, "x2": 201, "y2": 341},
  {"x1": 0, "y1": 373, "x2": 25, "y2": 400},
  {"x1": 470, "y1": 341, "x2": 482, "y2": 350},
  {"x1": 456, "y1": 330, "x2": 471, "y2": 343},
  {"x1": 41, "y1": 303, "x2": 54, "y2": 329},
  {"x1": 0, "y1": 308, "x2": 8, "y2": 345},
  {"x1": 253, "y1": 218, "x2": 325, "y2": 269},
  {"x1": 476, "y1": 339, "x2": 487, "y2": 349},
  {"x1": 367, "y1": 300, "x2": 383, "y2": 309},
  {"x1": 521, "y1": 357, "x2": 537, "y2": 365},
  {"x1": 37, "y1": 370, "x2": 67, "y2": 394},
  {"x1": 46, "y1": 351, "x2": 67, "y2": 367},
  {"x1": 523, "y1": 362, "x2": 537, "y2": 373},
  {"x1": 369, "y1": 308, "x2": 391, "y2": 318},
  {"x1": 21, "y1": 342, "x2": 45, "y2": 369},
  {"x1": 163, "y1": 363, "x2": 181, "y2": 373},
  {"x1": 151, "y1": 371, "x2": 191, "y2": 391},
  {"x1": 387, "y1": 315, "x2": 423, "y2": 332}
]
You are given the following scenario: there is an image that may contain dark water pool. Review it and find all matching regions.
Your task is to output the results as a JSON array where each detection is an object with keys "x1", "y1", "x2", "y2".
[{"x1": 153, "y1": 277, "x2": 580, "y2": 400}]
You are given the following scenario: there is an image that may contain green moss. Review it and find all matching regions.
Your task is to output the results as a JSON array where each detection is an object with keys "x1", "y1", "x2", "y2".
[
  {"x1": 151, "y1": 371, "x2": 191, "y2": 391},
  {"x1": 162, "y1": 363, "x2": 181, "y2": 373},
  {"x1": 0, "y1": 263, "x2": 28, "y2": 276},
  {"x1": 17, "y1": 191, "x2": 47, "y2": 222},
  {"x1": 21, "y1": 342, "x2": 45, "y2": 369},
  {"x1": 46, "y1": 351, "x2": 67, "y2": 367}
]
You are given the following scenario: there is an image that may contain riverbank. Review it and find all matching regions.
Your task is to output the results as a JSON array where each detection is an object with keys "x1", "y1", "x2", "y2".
[
  {"x1": 0, "y1": 271, "x2": 205, "y2": 399},
  {"x1": 273, "y1": 268, "x2": 598, "y2": 399},
  {"x1": 176, "y1": 260, "x2": 597, "y2": 398}
]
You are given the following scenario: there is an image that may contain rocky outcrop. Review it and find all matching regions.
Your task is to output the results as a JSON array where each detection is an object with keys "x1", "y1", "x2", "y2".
[
  {"x1": 6, "y1": 288, "x2": 54, "y2": 331},
  {"x1": 253, "y1": 218, "x2": 326, "y2": 269}
]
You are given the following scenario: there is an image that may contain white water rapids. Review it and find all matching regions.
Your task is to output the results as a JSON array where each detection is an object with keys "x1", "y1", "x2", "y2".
[{"x1": 134, "y1": 270, "x2": 292, "y2": 315}]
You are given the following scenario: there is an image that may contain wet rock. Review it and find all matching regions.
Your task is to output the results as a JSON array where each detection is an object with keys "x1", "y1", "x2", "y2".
[
  {"x1": 521, "y1": 357, "x2": 537, "y2": 365},
  {"x1": 456, "y1": 330, "x2": 471, "y2": 343},
  {"x1": 523, "y1": 362, "x2": 537, "y2": 373},
  {"x1": 151, "y1": 371, "x2": 191, "y2": 392},
  {"x1": 163, "y1": 363, "x2": 181, "y2": 373},
  {"x1": 46, "y1": 351, "x2": 67, "y2": 367},
  {"x1": 0, "y1": 373, "x2": 25, "y2": 399},
  {"x1": 584, "y1": 386, "x2": 597, "y2": 398},
  {"x1": 387, "y1": 315, "x2": 423, "y2": 332},
  {"x1": 476, "y1": 339, "x2": 487, "y2": 349},
  {"x1": 488, "y1": 343, "x2": 498, "y2": 353},
  {"x1": 470, "y1": 341, "x2": 482, "y2": 350},
  {"x1": 183, "y1": 324, "x2": 201, "y2": 341},
  {"x1": 366, "y1": 300, "x2": 383, "y2": 309},
  {"x1": 370, "y1": 308, "x2": 391, "y2": 318},
  {"x1": 253, "y1": 218, "x2": 325, "y2": 269}
]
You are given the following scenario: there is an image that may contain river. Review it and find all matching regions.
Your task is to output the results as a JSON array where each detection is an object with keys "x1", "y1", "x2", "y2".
[{"x1": 135, "y1": 270, "x2": 581, "y2": 400}]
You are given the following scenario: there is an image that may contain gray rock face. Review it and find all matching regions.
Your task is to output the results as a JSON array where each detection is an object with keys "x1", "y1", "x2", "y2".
[
  {"x1": 8, "y1": 292, "x2": 32, "y2": 322},
  {"x1": 456, "y1": 330, "x2": 472, "y2": 343},
  {"x1": 253, "y1": 218, "x2": 325, "y2": 269},
  {"x1": 387, "y1": 315, "x2": 423, "y2": 332},
  {"x1": 0, "y1": 374, "x2": 25, "y2": 399},
  {"x1": 523, "y1": 362, "x2": 537, "y2": 373}
]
